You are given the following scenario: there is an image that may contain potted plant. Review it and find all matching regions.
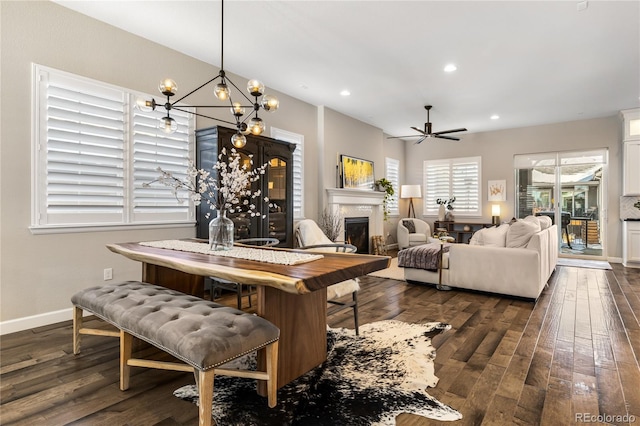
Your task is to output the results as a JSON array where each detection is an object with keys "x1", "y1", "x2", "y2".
[{"x1": 375, "y1": 178, "x2": 395, "y2": 221}]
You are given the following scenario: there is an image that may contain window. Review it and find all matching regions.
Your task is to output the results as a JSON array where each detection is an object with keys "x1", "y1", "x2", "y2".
[
  {"x1": 32, "y1": 65, "x2": 194, "y2": 231},
  {"x1": 385, "y1": 157, "x2": 400, "y2": 216},
  {"x1": 423, "y1": 156, "x2": 481, "y2": 216},
  {"x1": 270, "y1": 127, "x2": 304, "y2": 219}
]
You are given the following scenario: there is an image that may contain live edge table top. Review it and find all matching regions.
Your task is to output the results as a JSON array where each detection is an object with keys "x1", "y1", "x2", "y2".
[{"x1": 106, "y1": 240, "x2": 391, "y2": 295}]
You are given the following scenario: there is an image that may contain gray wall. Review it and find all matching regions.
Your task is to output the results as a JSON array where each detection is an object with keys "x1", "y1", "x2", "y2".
[
  {"x1": 0, "y1": 1, "x2": 626, "y2": 330},
  {"x1": 404, "y1": 116, "x2": 624, "y2": 258}
]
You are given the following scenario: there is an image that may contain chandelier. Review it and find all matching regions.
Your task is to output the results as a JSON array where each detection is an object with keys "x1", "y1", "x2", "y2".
[{"x1": 136, "y1": 0, "x2": 278, "y2": 148}]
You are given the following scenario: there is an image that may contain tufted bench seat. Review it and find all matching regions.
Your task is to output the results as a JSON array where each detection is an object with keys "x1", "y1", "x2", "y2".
[{"x1": 71, "y1": 281, "x2": 279, "y2": 426}]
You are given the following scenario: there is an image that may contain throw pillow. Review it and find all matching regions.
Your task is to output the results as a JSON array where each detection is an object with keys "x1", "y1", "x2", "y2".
[
  {"x1": 402, "y1": 220, "x2": 416, "y2": 234},
  {"x1": 469, "y1": 228, "x2": 485, "y2": 245},
  {"x1": 536, "y1": 215, "x2": 552, "y2": 230},
  {"x1": 506, "y1": 219, "x2": 541, "y2": 248},
  {"x1": 482, "y1": 223, "x2": 510, "y2": 247}
]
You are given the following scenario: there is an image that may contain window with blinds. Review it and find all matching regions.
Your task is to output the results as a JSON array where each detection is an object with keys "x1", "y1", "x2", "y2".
[
  {"x1": 271, "y1": 127, "x2": 304, "y2": 219},
  {"x1": 33, "y1": 65, "x2": 194, "y2": 229},
  {"x1": 423, "y1": 156, "x2": 481, "y2": 216},
  {"x1": 385, "y1": 157, "x2": 400, "y2": 216}
]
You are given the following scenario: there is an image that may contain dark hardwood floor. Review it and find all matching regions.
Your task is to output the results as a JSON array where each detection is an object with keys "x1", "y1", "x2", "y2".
[{"x1": 1, "y1": 263, "x2": 639, "y2": 425}]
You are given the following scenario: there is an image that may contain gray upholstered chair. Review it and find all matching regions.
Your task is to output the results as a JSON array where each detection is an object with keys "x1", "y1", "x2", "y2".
[
  {"x1": 294, "y1": 219, "x2": 360, "y2": 335},
  {"x1": 209, "y1": 237, "x2": 279, "y2": 308},
  {"x1": 397, "y1": 218, "x2": 433, "y2": 250}
]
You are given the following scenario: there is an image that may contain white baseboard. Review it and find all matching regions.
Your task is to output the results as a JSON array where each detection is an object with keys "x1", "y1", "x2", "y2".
[{"x1": 0, "y1": 307, "x2": 87, "y2": 336}]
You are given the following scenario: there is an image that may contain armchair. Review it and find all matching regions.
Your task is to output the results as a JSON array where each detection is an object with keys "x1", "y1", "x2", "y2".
[{"x1": 397, "y1": 218, "x2": 433, "y2": 250}]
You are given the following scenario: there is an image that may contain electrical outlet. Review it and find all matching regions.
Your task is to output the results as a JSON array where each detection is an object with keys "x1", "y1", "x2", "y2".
[{"x1": 103, "y1": 268, "x2": 113, "y2": 281}]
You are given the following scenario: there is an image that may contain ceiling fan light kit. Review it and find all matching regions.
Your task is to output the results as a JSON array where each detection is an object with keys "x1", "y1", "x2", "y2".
[
  {"x1": 388, "y1": 105, "x2": 467, "y2": 144},
  {"x1": 136, "y1": 0, "x2": 278, "y2": 146}
]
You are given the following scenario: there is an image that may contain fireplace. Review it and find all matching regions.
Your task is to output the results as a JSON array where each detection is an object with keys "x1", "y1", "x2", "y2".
[{"x1": 345, "y1": 217, "x2": 369, "y2": 253}]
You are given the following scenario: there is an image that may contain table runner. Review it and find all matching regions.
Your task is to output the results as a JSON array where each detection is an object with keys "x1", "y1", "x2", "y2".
[{"x1": 140, "y1": 240, "x2": 324, "y2": 266}]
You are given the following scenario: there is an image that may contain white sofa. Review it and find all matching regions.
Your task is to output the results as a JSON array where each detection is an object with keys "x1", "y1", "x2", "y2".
[
  {"x1": 397, "y1": 218, "x2": 437, "y2": 250},
  {"x1": 401, "y1": 216, "x2": 558, "y2": 300}
]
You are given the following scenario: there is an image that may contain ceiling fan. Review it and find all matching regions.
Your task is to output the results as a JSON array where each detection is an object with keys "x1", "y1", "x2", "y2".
[{"x1": 388, "y1": 105, "x2": 467, "y2": 144}]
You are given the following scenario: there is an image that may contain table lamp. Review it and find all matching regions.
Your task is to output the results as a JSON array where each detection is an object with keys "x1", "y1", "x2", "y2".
[
  {"x1": 492, "y1": 204, "x2": 501, "y2": 225},
  {"x1": 401, "y1": 185, "x2": 422, "y2": 218}
]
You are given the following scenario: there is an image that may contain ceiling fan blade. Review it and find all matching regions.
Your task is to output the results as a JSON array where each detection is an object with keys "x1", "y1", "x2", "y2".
[
  {"x1": 414, "y1": 136, "x2": 428, "y2": 144},
  {"x1": 387, "y1": 134, "x2": 424, "y2": 139},
  {"x1": 410, "y1": 126, "x2": 428, "y2": 136},
  {"x1": 434, "y1": 134, "x2": 461, "y2": 141},
  {"x1": 433, "y1": 127, "x2": 468, "y2": 135}
]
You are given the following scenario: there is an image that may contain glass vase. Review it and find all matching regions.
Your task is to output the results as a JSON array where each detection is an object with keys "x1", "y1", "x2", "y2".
[{"x1": 209, "y1": 210, "x2": 234, "y2": 251}]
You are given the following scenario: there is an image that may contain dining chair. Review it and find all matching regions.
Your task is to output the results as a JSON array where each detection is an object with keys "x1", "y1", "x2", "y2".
[
  {"x1": 208, "y1": 237, "x2": 280, "y2": 309},
  {"x1": 294, "y1": 219, "x2": 360, "y2": 335}
]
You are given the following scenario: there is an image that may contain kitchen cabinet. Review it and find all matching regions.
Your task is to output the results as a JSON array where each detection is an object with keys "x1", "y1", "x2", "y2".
[
  {"x1": 195, "y1": 126, "x2": 296, "y2": 247},
  {"x1": 622, "y1": 108, "x2": 640, "y2": 195},
  {"x1": 623, "y1": 220, "x2": 640, "y2": 268}
]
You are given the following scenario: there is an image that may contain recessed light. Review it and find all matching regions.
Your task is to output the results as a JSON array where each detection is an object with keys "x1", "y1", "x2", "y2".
[
  {"x1": 340, "y1": 90, "x2": 351, "y2": 96},
  {"x1": 444, "y1": 64, "x2": 457, "y2": 73},
  {"x1": 490, "y1": 115, "x2": 500, "y2": 120}
]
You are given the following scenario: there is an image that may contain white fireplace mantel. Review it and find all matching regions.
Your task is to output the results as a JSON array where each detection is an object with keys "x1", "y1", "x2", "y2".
[{"x1": 326, "y1": 188, "x2": 385, "y2": 245}]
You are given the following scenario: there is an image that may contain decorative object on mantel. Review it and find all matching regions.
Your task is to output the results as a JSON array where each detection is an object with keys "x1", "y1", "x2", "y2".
[
  {"x1": 144, "y1": 147, "x2": 269, "y2": 250},
  {"x1": 437, "y1": 197, "x2": 455, "y2": 221},
  {"x1": 375, "y1": 178, "x2": 395, "y2": 221},
  {"x1": 488, "y1": 179, "x2": 507, "y2": 201},
  {"x1": 401, "y1": 184, "x2": 422, "y2": 218},
  {"x1": 135, "y1": 0, "x2": 278, "y2": 145},
  {"x1": 174, "y1": 320, "x2": 462, "y2": 424},
  {"x1": 340, "y1": 154, "x2": 375, "y2": 190},
  {"x1": 319, "y1": 208, "x2": 342, "y2": 242}
]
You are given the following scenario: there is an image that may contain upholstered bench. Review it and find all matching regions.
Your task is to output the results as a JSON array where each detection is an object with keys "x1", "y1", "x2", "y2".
[{"x1": 71, "y1": 281, "x2": 279, "y2": 426}]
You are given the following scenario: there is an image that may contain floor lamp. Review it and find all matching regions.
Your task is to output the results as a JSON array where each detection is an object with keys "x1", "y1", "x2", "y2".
[{"x1": 401, "y1": 185, "x2": 422, "y2": 218}]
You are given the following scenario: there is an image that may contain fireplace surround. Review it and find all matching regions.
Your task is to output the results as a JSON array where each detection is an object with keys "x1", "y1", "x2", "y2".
[{"x1": 326, "y1": 188, "x2": 385, "y2": 254}]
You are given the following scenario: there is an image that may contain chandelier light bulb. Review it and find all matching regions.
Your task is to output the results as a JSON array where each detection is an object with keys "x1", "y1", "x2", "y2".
[
  {"x1": 158, "y1": 79, "x2": 177, "y2": 96},
  {"x1": 247, "y1": 79, "x2": 265, "y2": 97},
  {"x1": 231, "y1": 102, "x2": 245, "y2": 117},
  {"x1": 136, "y1": 97, "x2": 156, "y2": 112},
  {"x1": 231, "y1": 132, "x2": 247, "y2": 148},
  {"x1": 261, "y1": 94, "x2": 279, "y2": 112},
  {"x1": 214, "y1": 82, "x2": 230, "y2": 100},
  {"x1": 161, "y1": 116, "x2": 178, "y2": 134},
  {"x1": 249, "y1": 117, "x2": 265, "y2": 135}
]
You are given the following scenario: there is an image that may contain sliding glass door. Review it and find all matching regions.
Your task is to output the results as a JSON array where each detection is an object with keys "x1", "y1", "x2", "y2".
[{"x1": 514, "y1": 149, "x2": 607, "y2": 259}]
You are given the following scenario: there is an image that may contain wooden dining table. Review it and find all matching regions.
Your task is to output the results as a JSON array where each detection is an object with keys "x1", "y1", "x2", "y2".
[{"x1": 106, "y1": 240, "x2": 390, "y2": 394}]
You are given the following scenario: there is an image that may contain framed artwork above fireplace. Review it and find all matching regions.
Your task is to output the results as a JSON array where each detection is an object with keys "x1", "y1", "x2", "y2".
[{"x1": 340, "y1": 155, "x2": 375, "y2": 190}]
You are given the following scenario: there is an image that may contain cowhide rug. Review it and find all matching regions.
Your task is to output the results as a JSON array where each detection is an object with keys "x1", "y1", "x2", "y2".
[{"x1": 174, "y1": 320, "x2": 462, "y2": 425}]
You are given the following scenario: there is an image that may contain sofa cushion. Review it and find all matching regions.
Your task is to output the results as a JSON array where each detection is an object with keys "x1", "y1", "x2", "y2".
[
  {"x1": 536, "y1": 215, "x2": 552, "y2": 230},
  {"x1": 402, "y1": 220, "x2": 416, "y2": 233},
  {"x1": 469, "y1": 228, "x2": 484, "y2": 245},
  {"x1": 507, "y1": 219, "x2": 541, "y2": 248},
  {"x1": 482, "y1": 224, "x2": 510, "y2": 247}
]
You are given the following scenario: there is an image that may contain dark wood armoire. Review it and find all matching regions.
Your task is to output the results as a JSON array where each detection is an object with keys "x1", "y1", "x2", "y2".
[{"x1": 195, "y1": 126, "x2": 296, "y2": 248}]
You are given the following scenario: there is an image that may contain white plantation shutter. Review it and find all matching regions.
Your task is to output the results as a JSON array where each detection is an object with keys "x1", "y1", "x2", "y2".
[
  {"x1": 271, "y1": 127, "x2": 304, "y2": 219},
  {"x1": 33, "y1": 65, "x2": 195, "y2": 229},
  {"x1": 131, "y1": 105, "x2": 194, "y2": 222},
  {"x1": 37, "y1": 69, "x2": 126, "y2": 225},
  {"x1": 423, "y1": 156, "x2": 481, "y2": 216},
  {"x1": 385, "y1": 157, "x2": 400, "y2": 216}
]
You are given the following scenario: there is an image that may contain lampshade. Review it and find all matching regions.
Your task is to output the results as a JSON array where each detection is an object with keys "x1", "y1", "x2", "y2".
[
  {"x1": 401, "y1": 185, "x2": 422, "y2": 199},
  {"x1": 492, "y1": 204, "x2": 501, "y2": 216}
]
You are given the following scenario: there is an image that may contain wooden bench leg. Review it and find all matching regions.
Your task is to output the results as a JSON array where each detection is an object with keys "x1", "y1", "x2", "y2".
[
  {"x1": 266, "y1": 341, "x2": 278, "y2": 408},
  {"x1": 120, "y1": 330, "x2": 133, "y2": 391},
  {"x1": 73, "y1": 306, "x2": 83, "y2": 354},
  {"x1": 197, "y1": 369, "x2": 215, "y2": 426}
]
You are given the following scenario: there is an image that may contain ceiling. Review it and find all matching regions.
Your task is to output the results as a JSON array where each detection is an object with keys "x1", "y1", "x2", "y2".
[{"x1": 54, "y1": 0, "x2": 640, "y2": 140}]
